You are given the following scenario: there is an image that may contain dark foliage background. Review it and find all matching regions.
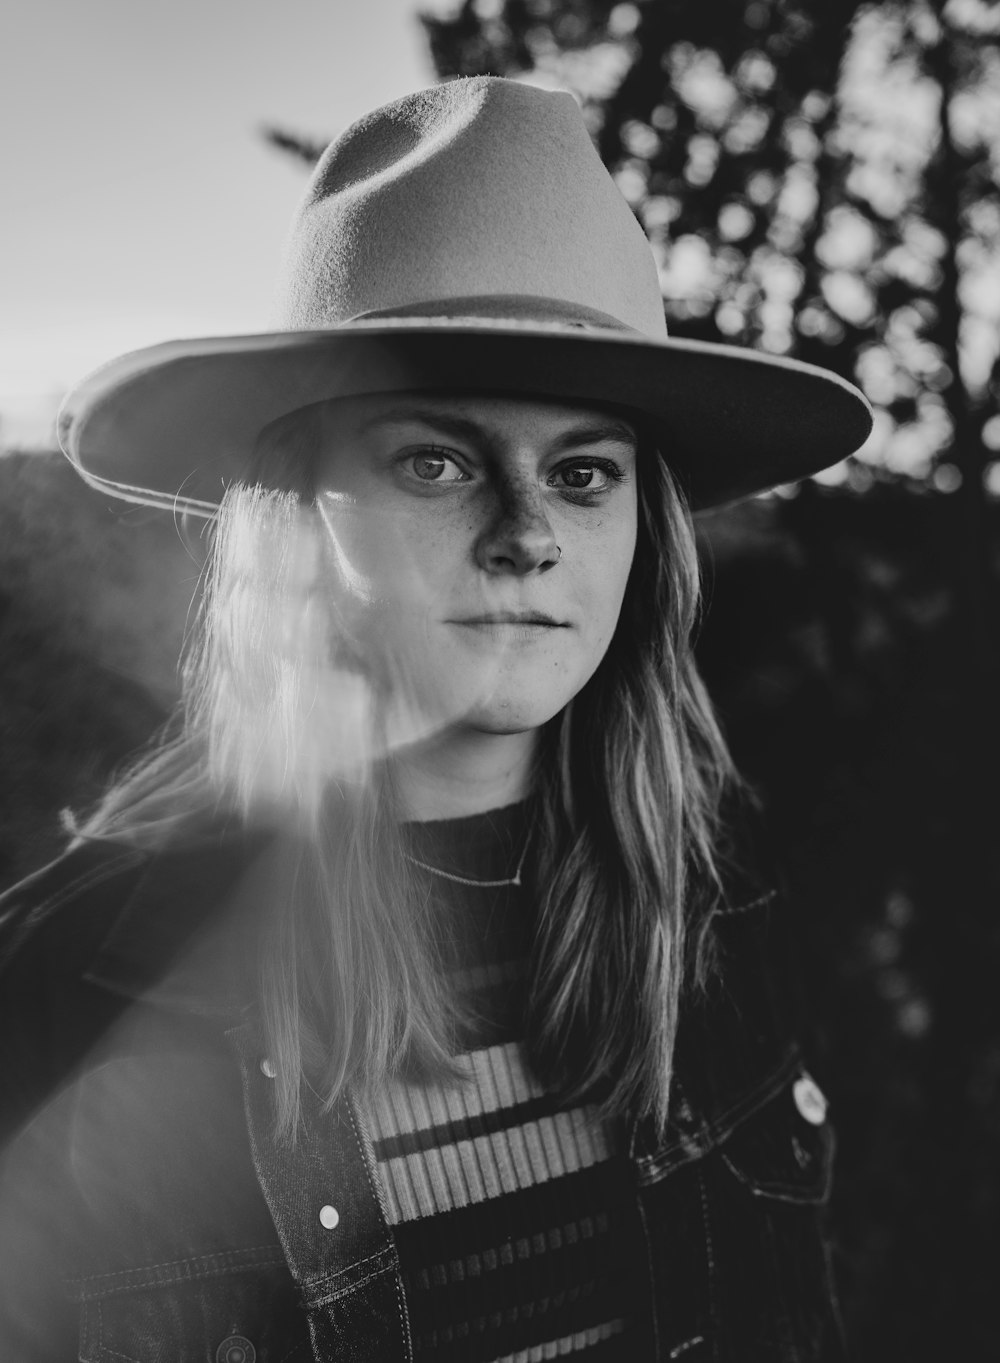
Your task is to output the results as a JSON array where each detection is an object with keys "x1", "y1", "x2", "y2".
[
  {"x1": 3, "y1": 1, "x2": 999, "y2": 1358},
  {"x1": 0, "y1": 454, "x2": 195, "y2": 885}
]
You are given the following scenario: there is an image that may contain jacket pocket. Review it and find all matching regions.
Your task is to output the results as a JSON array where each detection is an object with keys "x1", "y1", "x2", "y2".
[
  {"x1": 705, "y1": 1070, "x2": 845, "y2": 1362},
  {"x1": 76, "y1": 1249, "x2": 311, "y2": 1363},
  {"x1": 717, "y1": 1068, "x2": 833, "y2": 1205}
]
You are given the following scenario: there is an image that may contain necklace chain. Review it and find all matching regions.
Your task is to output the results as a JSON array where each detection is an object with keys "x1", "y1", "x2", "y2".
[{"x1": 403, "y1": 831, "x2": 531, "y2": 888}]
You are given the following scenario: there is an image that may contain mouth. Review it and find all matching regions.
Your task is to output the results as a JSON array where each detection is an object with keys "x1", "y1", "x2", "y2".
[{"x1": 448, "y1": 611, "x2": 567, "y2": 628}]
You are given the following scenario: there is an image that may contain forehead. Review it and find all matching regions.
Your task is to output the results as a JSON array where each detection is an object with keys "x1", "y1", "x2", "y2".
[{"x1": 318, "y1": 391, "x2": 640, "y2": 446}]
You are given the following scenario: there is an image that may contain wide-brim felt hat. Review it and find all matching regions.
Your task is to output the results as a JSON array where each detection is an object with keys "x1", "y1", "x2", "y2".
[{"x1": 58, "y1": 77, "x2": 872, "y2": 515}]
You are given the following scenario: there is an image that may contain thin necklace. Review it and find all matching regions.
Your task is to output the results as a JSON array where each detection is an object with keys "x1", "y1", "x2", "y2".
[{"x1": 403, "y1": 831, "x2": 532, "y2": 888}]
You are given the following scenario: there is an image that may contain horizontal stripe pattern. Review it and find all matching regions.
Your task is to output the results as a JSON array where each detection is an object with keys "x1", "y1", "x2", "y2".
[
  {"x1": 371, "y1": 1046, "x2": 613, "y2": 1225},
  {"x1": 364, "y1": 1040, "x2": 643, "y2": 1361},
  {"x1": 371, "y1": 1044, "x2": 543, "y2": 1137},
  {"x1": 367, "y1": 806, "x2": 646, "y2": 1361},
  {"x1": 492, "y1": 1319, "x2": 627, "y2": 1363},
  {"x1": 393, "y1": 1160, "x2": 627, "y2": 1286}
]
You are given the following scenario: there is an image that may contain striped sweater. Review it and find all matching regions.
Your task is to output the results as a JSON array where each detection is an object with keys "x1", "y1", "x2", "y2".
[{"x1": 360, "y1": 803, "x2": 649, "y2": 1362}]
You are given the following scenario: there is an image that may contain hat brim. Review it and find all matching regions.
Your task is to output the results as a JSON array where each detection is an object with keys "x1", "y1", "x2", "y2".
[{"x1": 58, "y1": 320, "x2": 872, "y2": 515}]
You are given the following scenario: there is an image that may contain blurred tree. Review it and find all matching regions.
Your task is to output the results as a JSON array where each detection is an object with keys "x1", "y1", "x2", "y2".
[
  {"x1": 260, "y1": 124, "x2": 332, "y2": 168},
  {"x1": 421, "y1": 0, "x2": 1000, "y2": 502}
]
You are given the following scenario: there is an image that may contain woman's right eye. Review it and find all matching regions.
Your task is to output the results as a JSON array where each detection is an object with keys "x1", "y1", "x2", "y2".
[{"x1": 405, "y1": 448, "x2": 469, "y2": 482}]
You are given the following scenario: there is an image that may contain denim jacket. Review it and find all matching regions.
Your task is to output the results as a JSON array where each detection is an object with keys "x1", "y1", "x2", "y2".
[{"x1": 0, "y1": 827, "x2": 845, "y2": 1362}]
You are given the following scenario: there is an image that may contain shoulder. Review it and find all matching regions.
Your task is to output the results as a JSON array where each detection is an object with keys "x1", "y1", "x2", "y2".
[
  {"x1": 668, "y1": 786, "x2": 806, "y2": 1136},
  {"x1": 0, "y1": 839, "x2": 152, "y2": 992},
  {"x1": 712, "y1": 783, "x2": 785, "y2": 914},
  {"x1": 0, "y1": 827, "x2": 264, "y2": 1143},
  {"x1": 0, "y1": 823, "x2": 268, "y2": 978},
  {"x1": 0, "y1": 840, "x2": 151, "y2": 1143}
]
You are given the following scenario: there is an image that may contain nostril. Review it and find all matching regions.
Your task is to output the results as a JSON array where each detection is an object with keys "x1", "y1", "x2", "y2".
[
  {"x1": 476, "y1": 510, "x2": 560, "y2": 575},
  {"x1": 481, "y1": 537, "x2": 559, "y2": 574}
]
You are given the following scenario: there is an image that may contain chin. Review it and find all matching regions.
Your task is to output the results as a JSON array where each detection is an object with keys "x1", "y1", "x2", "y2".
[{"x1": 455, "y1": 690, "x2": 572, "y2": 736}]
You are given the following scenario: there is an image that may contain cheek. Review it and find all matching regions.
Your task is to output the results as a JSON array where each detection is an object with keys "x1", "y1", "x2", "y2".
[
  {"x1": 320, "y1": 513, "x2": 474, "y2": 708},
  {"x1": 574, "y1": 516, "x2": 637, "y2": 636},
  {"x1": 324, "y1": 506, "x2": 460, "y2": 612}
]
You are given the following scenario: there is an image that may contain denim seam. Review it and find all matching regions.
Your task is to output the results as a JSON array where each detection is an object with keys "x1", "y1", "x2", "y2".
[
  {"x1": 710, "y1": 889, "x2": 777, "y2": 919},
  {"x1": 633, "y1": 1178, "x2": 661, "y2": 1360},
  {"x1": 346, "y1": 1092, "x2": 413, "y2": 1360},
  {"x1": 637, "y1": 1049, "x2": 802, "y2": 1184},
  {"x1": 719, "y1": 1149, "x2": 829, "y2": 1203},
  {"x1": 697, "y1": 1164, "x2": 719, "y2": 1362},
  {"x1": 80, "y1": 1294, "x2": 98, "y2": 1361},
  {"x1": 697, "y1": 1166, "x2": 716, "y2": 1280},
  {"x1": 392, "y1": 1239, "x2": 413, "y2": 1359},
  {"x1": 308, "y1": 1262, "x2": 397, "y2": 1309},
  {"x1": 719, "y1": 1118, "x2": 834, "y2": 1205},
  {"x1": 76, "y1": 1245, "x2": 286, "y2": 1298},
  {"x1": 96, "y1": 1298, "x2": 140, "y2": 1363},
  {"x1": 303, "y1": 1245, "x2": 397, "y2": 1303},
  {"x1": 346, "y1": 1092, "x2": 393, "y2": 1225},
  {"x1": 318, "y1": 1246, "x2": 390, "y2": 1280}
]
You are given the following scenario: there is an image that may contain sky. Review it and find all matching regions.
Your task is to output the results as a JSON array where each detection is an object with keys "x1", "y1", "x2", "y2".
[{"x1": 2, "y1": 0, "x2": 435, "y2": 443}]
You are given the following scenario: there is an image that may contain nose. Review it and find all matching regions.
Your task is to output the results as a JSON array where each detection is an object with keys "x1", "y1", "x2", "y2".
[{"x1": 474, "y1": 476, "x2": 560, "y2": 575}]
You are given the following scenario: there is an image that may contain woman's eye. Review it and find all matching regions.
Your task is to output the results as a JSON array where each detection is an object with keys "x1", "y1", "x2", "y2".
[
  {"x1": 550, "y1": 460, "x2": 621, "y2": 492},
  {"x1": 406, "y1": 449, "x2": 467, "y2": 482}
]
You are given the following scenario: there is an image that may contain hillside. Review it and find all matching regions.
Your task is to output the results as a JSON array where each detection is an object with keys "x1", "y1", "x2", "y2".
[{"x1": 0, "y1": 449, "x2": 198, "y2": 880}]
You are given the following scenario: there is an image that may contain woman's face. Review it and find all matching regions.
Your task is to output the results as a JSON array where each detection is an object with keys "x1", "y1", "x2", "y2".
[{"x1": 313, "y1": 392, "x2": 639, "y2": 744}]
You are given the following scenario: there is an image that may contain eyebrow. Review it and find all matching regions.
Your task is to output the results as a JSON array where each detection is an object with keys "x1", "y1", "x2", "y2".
[{"x1": 357, "y1": 406, "x2": 638, "y2": 452}]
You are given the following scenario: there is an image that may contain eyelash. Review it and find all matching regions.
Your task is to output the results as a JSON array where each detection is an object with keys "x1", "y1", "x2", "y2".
[
  {"x1": 403, "y1": 448, "x2": 627, "y2": 497},
  {"x1": 404, "y1": 447, "x2": 469, "y2": 483},
  {"x1": 550, "y1": 458, "x2": 627, "y2": 496}
]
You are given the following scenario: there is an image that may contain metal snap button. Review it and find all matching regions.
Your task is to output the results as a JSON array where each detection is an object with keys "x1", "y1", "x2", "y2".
[
  {"x1": 319, "y1": 1203, "x2": 340, "y2": 1230},
  {"x1": 259, "y1": 1058, "x2": 276, "y2": 1079},
  {"x1": 793, "y1": 1074, "x2": 828, "y2": 1126},
  {"x1": 216, "y1": 1336, "x2": 256, "y2": 1363}
]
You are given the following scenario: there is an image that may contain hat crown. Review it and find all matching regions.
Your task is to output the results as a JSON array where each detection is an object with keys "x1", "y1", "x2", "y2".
[
  {"x1": 274, "y1": 77, "x2": 668, "y2": 339},
  {"x1": 59, "y1": 78, "x2": 873, "y2": 517}
]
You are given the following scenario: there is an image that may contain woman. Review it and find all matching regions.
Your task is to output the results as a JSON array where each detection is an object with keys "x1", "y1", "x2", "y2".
[{"x1": 0, "y1": 78, "x2": 871, "y2": 1361}]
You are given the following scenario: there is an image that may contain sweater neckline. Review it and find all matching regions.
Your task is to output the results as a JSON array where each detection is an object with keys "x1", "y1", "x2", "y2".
[{"x1": 401, "y1": 800, "x2": 533, "y2": 886}]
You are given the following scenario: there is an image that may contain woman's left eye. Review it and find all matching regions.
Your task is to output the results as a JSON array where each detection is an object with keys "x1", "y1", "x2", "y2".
[
  {"x1": 405, "y1": 449, "x2": 468, "y2": 482},
  {"x1": 549, "y1": 460, "x2": 622, "y2": 493}
]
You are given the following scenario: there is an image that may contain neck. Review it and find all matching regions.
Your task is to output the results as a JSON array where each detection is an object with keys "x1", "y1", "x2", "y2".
[{"x1": 391, "y1": 727, "x2": 538, "y2": 821}]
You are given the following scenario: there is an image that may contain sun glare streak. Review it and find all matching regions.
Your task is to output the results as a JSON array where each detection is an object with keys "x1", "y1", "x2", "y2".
[
  {"x1": 199, "y1": 449, "x2": 549, "y2": 831},
  {"x1": 203, "y1": 487, "x2": 521, "y2": 827},
  {"x1": 313, "y1": 490, "x2": 515, "y2": 766}
]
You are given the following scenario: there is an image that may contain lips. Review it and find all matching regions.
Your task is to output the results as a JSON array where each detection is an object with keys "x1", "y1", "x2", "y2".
[{"x1": 449, "y1": 611, "x2": 566, "y2": 627}]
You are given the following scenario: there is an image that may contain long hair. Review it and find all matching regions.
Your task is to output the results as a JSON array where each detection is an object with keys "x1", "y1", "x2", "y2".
[{"x1": 77, "y1": 399, "x2": 742, "y2": 1139}]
